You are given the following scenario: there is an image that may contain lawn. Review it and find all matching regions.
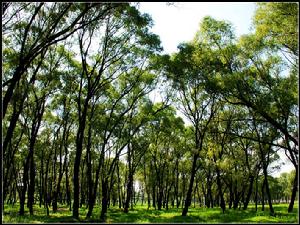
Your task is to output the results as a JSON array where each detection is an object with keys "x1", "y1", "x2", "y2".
[{"x1": 2, "y1": 202, "x2": 298, "y2": 223}]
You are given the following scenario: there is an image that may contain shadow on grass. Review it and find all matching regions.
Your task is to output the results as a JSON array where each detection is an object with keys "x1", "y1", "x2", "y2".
[
  {"x1": 104, "y1": 208, "x2": 206, "y2": 223},
  {"x1": 3, "y1": 210, "x2": 79, "y2": 223},
  {"x1": 3, "y1": 203, "x2": 298, "y2": 223}
]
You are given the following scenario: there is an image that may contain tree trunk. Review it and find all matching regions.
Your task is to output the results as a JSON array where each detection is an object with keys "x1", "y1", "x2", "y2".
[
  {"x1": 228, "y1": 181, "x2": 233, "y2": 209},
  {"x1": 157, "y1": 188, "x2": 163, "y2": 210},
  {"x1": 175, "y1": 160, "x2": 179, "y2": 209},
  {"x1": 255, "y1": 175, "x2": 258, "y2": 212},
  {"x1": 53, "y1": 117, "x2": 69, "y2": 213},
  {"x1": 39, "y1": 149, "x2": 44, "y2": 208},
  {"x1": 19, "y1": 159, "x2": 29, "y2": 215},
  {"x1": 243, "y1": 174, "x2": 255, "y2": 210},
  {"x1": 152, "y1": 179, "x2": 156, "y2": 209},
  {"x1": 288, "y1": 166, "x2": 298, "y2": 212},
  {"x1": 215, "y1": 167, "x2": 225, "y2": 213},
  {"x1": 261, "y1": 178, "x2": 265, "y2": 211},
  {"x1": 28, "y1": 157, "x2": 36, "y2": 215},
  {"x1": 100, "y1": 180, "x2": 109, "y2": 222},
  {"x1": 3, "y1": 129, "x2": 24, "y2": 210},
  {"x1": 65, "y1": 159, "x2": 71, "y2": 211},
  {"x1": 182, "y1": 153, "x2": 198, "y2": 216},
  {"x1": 124, "y1": 172, "x2": 133, "y2": 213},
  {"x1": 73, "y1": 111, "x2": 88, "y2": 219},
  {"x1": 117, "y1": 162, "x2": 122, "y2": 209},
  {"x1": 86, "y1": 142, "x2": 105, "y2": 218},
  {"x1": 262, "y1": 165, "x2": 275, "y2": 216}
]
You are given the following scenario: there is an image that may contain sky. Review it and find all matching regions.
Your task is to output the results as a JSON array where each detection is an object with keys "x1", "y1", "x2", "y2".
[
  {"x1": 138, "y1": 2, "x2": 257, "y2": 54},
  {"x1": 137, "y1": 2, "x2": 294, "y2": 176}
]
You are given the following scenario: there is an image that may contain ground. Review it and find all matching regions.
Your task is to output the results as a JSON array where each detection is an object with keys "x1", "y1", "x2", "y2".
[{"x1": 2, "y1": 202, "x2": 298, "y2": 223}]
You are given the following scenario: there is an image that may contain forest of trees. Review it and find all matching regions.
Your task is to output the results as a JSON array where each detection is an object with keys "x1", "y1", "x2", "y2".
[{"x1": 2, "y1": 2, "x2": 298, "y2": 222}]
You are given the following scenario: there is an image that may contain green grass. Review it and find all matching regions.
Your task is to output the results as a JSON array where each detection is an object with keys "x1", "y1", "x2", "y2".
[{"x1": 2, "y1": 202, "x2": 298, "y2": 223}]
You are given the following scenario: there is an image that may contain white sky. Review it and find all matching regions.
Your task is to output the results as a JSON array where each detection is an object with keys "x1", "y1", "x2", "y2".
[
  {"x1": 138, "y1": 2, "x2": 257, "y2": 54},
  {"x1": 138, "y1": 2, "x2": 294, "y2": 176}
]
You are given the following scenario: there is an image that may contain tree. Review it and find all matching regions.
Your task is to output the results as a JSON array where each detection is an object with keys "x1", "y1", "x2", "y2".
[
  {"x1": 69, "y1": 4, "x2": 161, "y2": 219},
  {"x1": 2, "y1": 3, "x2": 118, "y2": 118},
  {"x1": 161, "y1": 16, "x2": 235, "y2": 216},
  {"x1": 254, "y1": 3, "x2": 298, "y2": 58}
]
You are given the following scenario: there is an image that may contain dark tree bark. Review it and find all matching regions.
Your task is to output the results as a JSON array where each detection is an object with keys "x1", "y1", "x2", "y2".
[
  {"x1": 157, "y1": 186, "x2": 164, "y2": 210},
  {"x1": 285, "y1": 133, "x2": 298, "y2": 213},
  {"x1": 117, "y1": 161, "x2": 122, "y2": 209},
  {"x1": 73, "y1": 97, "x2": 89, "y2": 218},
  {"x1": 65, "y1": 163, "x2": 71, "y2": 211},
  {"x1": 100, "y1": 179, "x2": 109, "y2": 222},
  {"x1": 19, "y1": 93, "x2": 46, "y2": 215},
  {"x1": 174, "y1": 159, "x2": 179, "y2": 208},
  {"x1": 182, "y1": 153, "x2": 198, "y2": 216},
  {"x1": 53, "y1": 105, "x2": 70, "y2": 212},
  {"x1": 228, "y1": 178, "x2": 233, "y2": 209},
  {"x1": 255, "y1": 173, "x2": 258, "y2": 212},
  {"x1": 3, "y1": 127, "x2": 24, "y2": 209},
  {"x1": 288, "y1": 166, "x2": 298, "y2": 212},
  {"x1": 39, "y1": 148, "x2": 44, "y2": 208},
  {"x1": 261, "y1": 178, "x2": 265, "y2": 211},
  {"x1": 124, "y1": 143, "x2": 133, "y2": 213},
  {"x1": 254, "y1": 119, "x2": 275, "y2": 216},
  {"x1": 243, "y1": 174, "x2": 255, "y2": 210},
  {"x1": 262, "y1": 164, "x2": 274, "y2": 216},
  {"x1": 86, "y1": 143, "x2": 105, "y2": 218},
  {"x1": 44, "y1": 153, "x2": 51, "y2": 216},
  {"x1": 124, "y1": 171, "x2": 133, "y2": 213},
  {"x1": 233, "y1": 179, "x2": 241, "y2": 210},
  {"x1": 28, "y1": 156, "x2": 36, "y2": 215},
  {"x1": 215, "y1": 167, "x2": 225, "y2": 213},
  {"x1": 19, "y1": 159, "x2": 29, "y2": 215}
]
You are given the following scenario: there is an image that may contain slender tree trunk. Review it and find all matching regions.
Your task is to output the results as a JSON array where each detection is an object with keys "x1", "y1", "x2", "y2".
[
  {"x1": 44, "y1": 151, "x2": 51, "y2": 216},
  {"x1": 288, "y1": 166, "x2": 298, "y2": 212},
  {"x1": 255, "y1": 173, "x2": 258, "y2": 212},
  {"x1": 124, "y1": 142, "x2": 133, "y2": 213},
  {"x1": 215, "y1": 167, "x2": 225, "y2": 213},
  {"x1": 65, "y1": 159, "x2": 71, "y2": 211},
  {"x1": 262, "y1": 165, "x2": 275, "y2": 216},
  {"x1": 39, "y1": 150, "x2": 44, "y2": 208},
  {"x1": 261, "y1": 178, "x2": 265, "y2": 211},
  {"x1": 80, "y1": 160, "x2": 86, "y2": 208},
  {"x1": 196, "y1": 184, "x2": 202, "y2": 207},
  {"x1": 3, "y1": 103, "x2": 22, "y2": 160},
  {"x1": 151, "y1": 163, "x2": 156, "y2": 209},
  {"x1": 53, "y1": 161, "x2": 64, "y2": 212},
  {"x1": 73, "y1": 109, "x2": 88, "y2": 219},
  {"x1": 117, "y1": 162, "x2": 122, "y2": 209},
  {"x1": 182, "y1": 153, "x2": 198, "y2": 216},
  {"x1": 87, "y1": 145, "x2": 106, "y2": 218},
  {"x1": 228, "y1": 182, "x2": 233, "y2": 209},
  {"x1": 243, "y1": 174, "x2": 255, "y2": 210},
  {"x1": 53, "y1": 117, "x2": 68, "y2": 212},
  {"x1": 19, "y1": 160, "x2": 29, "y2": 215},
  {"x1": 28, "y1": 156, "x2": 36, "y2": 215},
  {"x1": 22, "y1": 97, "x2": 45, "y2": 215},
  {"x1": 100, "y1": 180, "x2": 109, "y2": 222},
  {"x1": 157, "y1": 187, "x2": 163, "y2": 210},
  {"x1": 175, "y1": 160, "x2": 179, "y2": 208},
  {"x1": 203, "y1": 177, "x2": 210, "y2": 208},
  {"x1": 124, "y1": 172, "x2": 133, "y2": 213},
  {"x1": 3, "y1": 129, "x2": 24, "y2": 210}
]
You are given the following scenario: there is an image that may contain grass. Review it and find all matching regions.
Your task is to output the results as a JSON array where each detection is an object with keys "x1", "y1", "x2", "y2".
[{"x1": 2, "y1": 202, "x2": 298, "y2": 223}]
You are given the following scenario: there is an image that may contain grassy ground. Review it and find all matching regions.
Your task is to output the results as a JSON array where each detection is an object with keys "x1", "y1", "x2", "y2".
[{"x1": 2, "y1": 202, "x2": 298, "y2": 223}]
